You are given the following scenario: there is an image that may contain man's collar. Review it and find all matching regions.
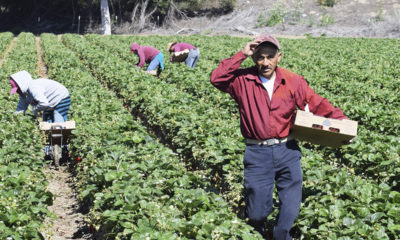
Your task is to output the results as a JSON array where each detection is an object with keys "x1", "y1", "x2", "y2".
[
  {"x1": 246, "y1": 67, "x2": 286, "y2": 85},
  {"x1": 259, "y1": 72, "x2": 276, "y2": 83}
]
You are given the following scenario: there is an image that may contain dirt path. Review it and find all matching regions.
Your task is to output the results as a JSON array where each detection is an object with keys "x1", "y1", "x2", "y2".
[
  {"x1": 0, "y1": 37, "x2": 16, "y2": 68},
  {"x1": 42, "y1": 167, "x2": 89, "y2": 240},
  {"x1": 36, "y1": 37, "x2": 91, "y2": 240},
  {"x1": 36, "y1": 37, "x2": 48, "y2": 78}
]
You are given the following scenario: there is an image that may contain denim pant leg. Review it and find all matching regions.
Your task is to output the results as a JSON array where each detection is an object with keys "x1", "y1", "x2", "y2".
[
  {"x1": 43, "y1": 110, "x2": 54, "y2": 122},
  {"x1": 185, "y1": 49, "x2": 199, "y2": 68},
  {"x1": 53, "y1": 110, "x2": 66, "y2": 123},
  {"x1": 244, "y1": 144, "x2": 275, "y2": 234},
  {"x1": 147, "y1": 58, "x2": 160, "y2": 71},
  {"x1": 273, "y1": 141, "x2": 302, "y2": 240}
]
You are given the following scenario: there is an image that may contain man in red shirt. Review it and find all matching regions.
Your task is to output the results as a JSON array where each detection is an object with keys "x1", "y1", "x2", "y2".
[
  {"x1": 210, "y1": 35, "x2": 347, "y2": 239},
  {"x1": 167, "y1": 42, "x2": 200, "y2": 68},
  {"x1": 130, "y1": 43, "x2": 164, "y2": 76}
]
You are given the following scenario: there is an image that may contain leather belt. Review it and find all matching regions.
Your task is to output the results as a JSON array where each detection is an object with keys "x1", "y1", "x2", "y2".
[{"x1": 246, "y1": 136, "x2": 293, "y2": 146}]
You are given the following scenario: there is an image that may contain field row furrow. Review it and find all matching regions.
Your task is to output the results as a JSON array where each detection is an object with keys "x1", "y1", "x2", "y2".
[
  {"x1": 90, "y1": 34, "x2": 400, "y2": 191},
  {"x1": 0, "y1": 32, "x2": 14, "y2": 64},
  {"x1": 40, "y1": 33, "x2": 261, "y2": 239},
  {"x1": 0, "y1": 33, "x2": 53, "y2": 239},
  {"x1": 62, "y1": 34, "x2": 400, "y2": 239}
]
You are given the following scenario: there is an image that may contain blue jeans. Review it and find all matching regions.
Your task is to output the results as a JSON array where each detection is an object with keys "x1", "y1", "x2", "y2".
[
  {"x1": 147, "y1": 52, "x2": 164, "y2": 71},
  {"x1": 244, "y1": 140, "x2": 302, "y2": 240},
  {"x1": 185, "y1": 49, "x2": 200, "y2": 68},
  {"x1": 43, "y1": 110, "x2": 67, "y2": 156},
  {"x1": 43, "y1": 110, "x2": 66, "y2": 123},
  {"x1": 43, "y1": 96, "x2": 70, "y2": 123}
]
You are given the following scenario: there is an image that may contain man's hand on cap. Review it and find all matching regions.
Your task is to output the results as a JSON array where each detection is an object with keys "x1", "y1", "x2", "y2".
[{"x1": 242, "y1": 39, "x2": 263, "y2": 57}]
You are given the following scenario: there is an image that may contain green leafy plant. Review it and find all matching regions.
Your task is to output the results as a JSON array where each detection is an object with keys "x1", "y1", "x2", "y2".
[
  {"x1": 0, "y1": 32, "x2": 53, "y2": 239},
  {"x1": 267, "y1": 9, "x2": 285, "y2": 26},
  {"x1": 255, "y1": 12, "x2": 268, "y2": 28},
  {"x1": 203, "y1": 28, "x2": 212, "y2": 35},
  {"x1": 307, "y1": 16, "x2": 315, "y2": 27},
  {"x1": 40, "y1": 33, "x2": 262, "y2": 239},
  {"x1": 3, "y1": 31, "x2": 399, "y2": 239},
  {"x1": 74, "y1": 34, "x2": 400, "y2": 239},
  {"x1": 255, "y1": 1, "x2": 304, "y2": 28},
  {"x1": 318, "y1": 13, "x2": 335, "y2": 26}
]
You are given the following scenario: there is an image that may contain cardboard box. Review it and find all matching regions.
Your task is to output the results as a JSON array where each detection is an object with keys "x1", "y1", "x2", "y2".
[
  {"x1": 40, "y1": 121, "x2": 76, "y2": 145},
  {"x1": 39, "y1": 121, "x2": 76, "y2": 131},
  {"x1": 171, "y1": 49, "x2": 189, "y2": 62},
  {"x1": 290, "y1": 111, "x2": 358, "y2": 148}
]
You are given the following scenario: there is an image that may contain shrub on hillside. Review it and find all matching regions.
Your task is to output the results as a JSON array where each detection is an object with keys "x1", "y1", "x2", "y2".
[
  {"x1": 175, "y1": 0, "x2": 236, "y2": 13},
  {"x1": 318, "y1": 0, "x2": 336, "y2": 7}
]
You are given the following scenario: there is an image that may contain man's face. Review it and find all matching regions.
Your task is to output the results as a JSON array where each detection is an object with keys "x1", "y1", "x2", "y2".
[{"x1": 252, "y1": 44, "x2": 282, "y2": 79}]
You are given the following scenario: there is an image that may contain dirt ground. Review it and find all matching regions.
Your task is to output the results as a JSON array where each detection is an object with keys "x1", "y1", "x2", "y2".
[
  {"x1": 41, "y1": 166, "x2": 90, "y2": 240},
  {"x1": 35, "y1": 38, "x2": 92, "y2": 240},
  {"x1": 147, "y1": 0, "x2": 400, "y2": 38}
]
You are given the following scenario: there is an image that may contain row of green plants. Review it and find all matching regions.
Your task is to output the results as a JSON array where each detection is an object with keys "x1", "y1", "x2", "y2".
[
  {"x1": 0, "y1": 32, "x2": 13, "y2": 56},
  {"x1": 278, "y1": 37, "x2": 400, "y2": 190},
  {"x1": 84, "y1": 34, "x2": 239, "y2": 114},
  {"x1": 96, "y1": 34, "x2": 400, "y2": 192},
  {"x1": 0, "y1": 32, "x2": 53, "y2": 239},
  {"x1": 62, "y1": 34, "x2": 400, "y2": 239},
  {"x1": 66, "y1": 34, "x2": 245, "y2": 208},
  {"x1": 39, "y1": 33, "x2": 261, "y2": 239}
]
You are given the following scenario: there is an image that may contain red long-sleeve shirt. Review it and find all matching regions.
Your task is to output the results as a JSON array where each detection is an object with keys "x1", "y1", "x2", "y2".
[
  {"x1": 210, "y1": 51, "x2": 347, "y2": 140},
  {"x1": 173, "y1": 43, "x2": 196, "y2": 52},
  {"x1": 134, "y1": 46, "x2": 160, "y2": 68}
]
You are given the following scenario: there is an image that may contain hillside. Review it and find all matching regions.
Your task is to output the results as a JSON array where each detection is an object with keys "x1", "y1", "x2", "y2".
[{"x1": 154, "y1": 0, "x2": 400, "y2": 38}]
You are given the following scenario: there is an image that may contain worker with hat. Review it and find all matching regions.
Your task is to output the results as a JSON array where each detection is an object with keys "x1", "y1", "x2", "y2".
[
  {"x1": 9, "y1": 70, "x2": 70, "y2": 123},
  {"x1": 210, "y1": 35, "x2": 348, "y2": 239},
  {"x1": 167, "y1": 42, "x2": 200, "y2": 68},
  {"x1": 130, "y1": 43, "x2": 164, "y2": 76}
]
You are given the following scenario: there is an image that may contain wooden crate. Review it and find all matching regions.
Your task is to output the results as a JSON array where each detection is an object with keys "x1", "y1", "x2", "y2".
[
  {"x1": 171, "y1": 49, "x2": 189, "y2": 62},
  {"x1": 290, "y1": 110, "x2": 358, "y2": 148}
]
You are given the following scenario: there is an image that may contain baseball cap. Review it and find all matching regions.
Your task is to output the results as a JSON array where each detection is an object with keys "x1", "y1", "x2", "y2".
[
  {"x1": 254, "y1": 35, "x2": 280, "y2": 50},
  {"x1": 9, "y1": 78, "x2": 19, "y2": 95}
]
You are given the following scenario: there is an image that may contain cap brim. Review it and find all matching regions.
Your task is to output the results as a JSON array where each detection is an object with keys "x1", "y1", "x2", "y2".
[
  {"x1": 10, "y1": 87, "x2": 18, "y2": 95},
  {"x1": 255, "y1": 41, "x2": 279, "y2": 50}
]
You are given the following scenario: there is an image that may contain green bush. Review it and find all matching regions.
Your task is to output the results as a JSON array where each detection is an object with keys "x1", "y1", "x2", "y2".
[
  {"x1": 175, "y1": 0, "x2": 236, "y2": 12},
  {"x1": 267, "y1": 10, "x2": 285, "y2": 26},
  {"x1": 254, "y1": 2, "x2": 303, "y2": 28},
  {"x1": 219, "y1": 0, "x2": 236, "y2": 11},
  {"x1": 318, "y1": 0, "x2": 336, "y2": 7},
  {"x1": 318, "y1": 14, "x2": 335, "y2": 26}
]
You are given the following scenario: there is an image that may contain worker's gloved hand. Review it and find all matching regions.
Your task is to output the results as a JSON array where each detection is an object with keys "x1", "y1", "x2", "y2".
[
  {"x1": 32, "y1": 107, "x2": 42, "y2": 117},
  {"x1": 13, "y1": 110, "x2": 25, "y2": 115}
]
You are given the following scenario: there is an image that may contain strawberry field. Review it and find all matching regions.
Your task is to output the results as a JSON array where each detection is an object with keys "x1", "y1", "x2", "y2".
[{"x1": 0, "y1": 32, "x2": 399, "y2": 239}]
